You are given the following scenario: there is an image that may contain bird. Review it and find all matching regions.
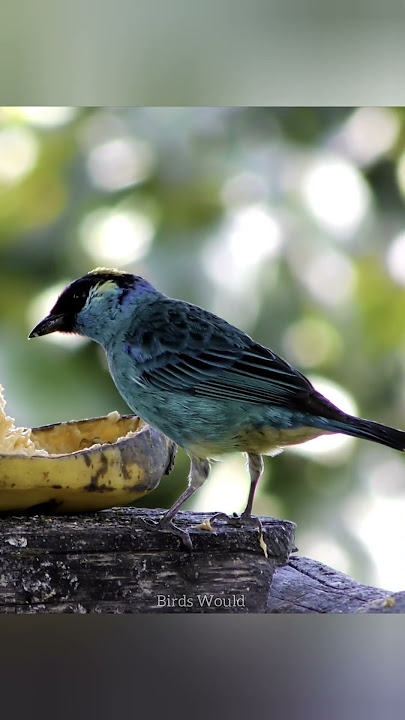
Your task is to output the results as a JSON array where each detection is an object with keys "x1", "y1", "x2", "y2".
[{"x1": 29, "y1": 268, "x2": 405, "y2": 549}]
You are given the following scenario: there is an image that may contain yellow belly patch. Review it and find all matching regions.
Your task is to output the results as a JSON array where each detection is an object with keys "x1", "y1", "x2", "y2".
[{"x1": 186, "y1": 425, "x2": 332, "y2": 459}]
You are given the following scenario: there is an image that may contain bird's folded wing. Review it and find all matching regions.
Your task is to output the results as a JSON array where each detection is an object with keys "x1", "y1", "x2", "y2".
[{"x1": 134, "y1": 341, "x2": 315, "y2": 406}]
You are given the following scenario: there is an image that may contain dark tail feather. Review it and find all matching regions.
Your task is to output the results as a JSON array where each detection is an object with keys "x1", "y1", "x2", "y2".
[{"x1": 324, "y1": 415, "x2": 405, "y2": 452}]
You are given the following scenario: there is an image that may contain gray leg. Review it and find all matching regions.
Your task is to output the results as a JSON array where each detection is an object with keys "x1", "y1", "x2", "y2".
[
  {"x1": 242, "y1": 453, "x2": 264, "y2": 518},
  {"x1": 211, "y1": 453, "x2": 264, "y2": 534},
  {"x1": 142, "y1": 456, "x2": 211, "y2": 550}
]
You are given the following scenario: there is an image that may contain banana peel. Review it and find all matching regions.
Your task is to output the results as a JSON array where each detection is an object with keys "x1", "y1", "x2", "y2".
[{"x1": 0, "y1": 414, "x2": 176, "y2": 512}]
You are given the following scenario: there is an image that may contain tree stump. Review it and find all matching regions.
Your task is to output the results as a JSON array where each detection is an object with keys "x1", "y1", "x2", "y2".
[{"x1": 0, "y1": 508, "x2": 397, "y2": 613}]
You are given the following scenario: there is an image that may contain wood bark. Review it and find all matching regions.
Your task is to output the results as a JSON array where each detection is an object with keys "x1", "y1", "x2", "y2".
[{"x1": 0, "y1": 508, "x2": 397, "y2": 613}]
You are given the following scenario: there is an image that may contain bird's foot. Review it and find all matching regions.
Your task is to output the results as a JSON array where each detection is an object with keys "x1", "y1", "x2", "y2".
[
  {"x1": 210, "y1": 511, "x2": 263, "y2": 536},
  {"x1": 140, "y1": 516, "x2": 193, "y2": 552},
  {"x1": 211, "y1": 512, "x2": 268, "y2": 557}
]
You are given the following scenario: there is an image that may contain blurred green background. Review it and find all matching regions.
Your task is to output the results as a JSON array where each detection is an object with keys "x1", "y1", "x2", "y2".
[{"x1": 1, "y1": 106, "x2": 405, "y2": 590}]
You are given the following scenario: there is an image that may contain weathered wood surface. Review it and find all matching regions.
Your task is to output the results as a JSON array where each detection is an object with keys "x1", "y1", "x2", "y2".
[
  {"x1": 0, "y1": 508, "x2": 398, "y2": 613},
  {"x1": 267, "y1": 556, "x2": 392, "y2": 613},
  {"x1": 0, "y1": 509, "x2": 294, "y2": 613}
]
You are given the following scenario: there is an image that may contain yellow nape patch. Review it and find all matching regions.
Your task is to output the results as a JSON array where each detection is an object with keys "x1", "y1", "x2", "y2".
[
  {"x1": 90, "y1": 266, "x2": 120, "y2": 275},
  {"x1": 98, "y1": 279, "x2": 118, "y2": 292},
  {"x1": 92, "y1": 280, "x2": 118, "y2": 297}
]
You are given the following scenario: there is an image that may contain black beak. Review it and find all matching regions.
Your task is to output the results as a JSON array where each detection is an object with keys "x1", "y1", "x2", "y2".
[{"x1": 28, "y1": 314, "x2": 67, "y2": 338}]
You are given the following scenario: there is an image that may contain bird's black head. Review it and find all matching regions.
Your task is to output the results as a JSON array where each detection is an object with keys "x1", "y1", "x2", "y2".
[{"x1": 29, "y1": 268, "x2": 146, "y2": 339}]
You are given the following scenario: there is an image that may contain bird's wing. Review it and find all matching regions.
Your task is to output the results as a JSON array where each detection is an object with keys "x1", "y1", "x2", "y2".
[
  {"x1": 124, "y1": 300, "x2": 315, "y2": 406},
  {"x1": 141, "y1": 345, "x2": 314, "y2": 405}
]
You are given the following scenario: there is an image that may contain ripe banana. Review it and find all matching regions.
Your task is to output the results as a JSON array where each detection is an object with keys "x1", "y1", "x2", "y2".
[{"x1": 0, "y1": 413, "x2": 176, "y2": 512}]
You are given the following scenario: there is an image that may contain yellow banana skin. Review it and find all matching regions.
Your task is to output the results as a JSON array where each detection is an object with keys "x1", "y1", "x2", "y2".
[{"x1": 0, "y1": 415, "x2": 176, "y2": 512}]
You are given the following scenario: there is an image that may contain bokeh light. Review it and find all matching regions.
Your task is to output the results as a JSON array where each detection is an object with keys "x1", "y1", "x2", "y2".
[
  {"x1": 298, "y1": 531, "x2": 351, "y2": 577},
  {"x1": 0, "y1": 125, "x2": 38, "y2": 184},
  {"x1": 396, "y1": 151, "x2": 405, "y2": 201},
  {"x1": 220, "y1": 172, "x2": 269, "y2": 207},
  {"x1": 194, "y1": 455, "x2": 253, "y2": 515},
  {"x1": 2, "y1": 107, "x2": 78, "y2": 128},
  {"x1": 283, "y1": 316, "x2": 342, "y2": 368},
  {"x1": 386, "y1": 231, "x2": 405, "y2": 286},
  {"x1": 79, "y1": 207, "x2": 155, "y2": 265},
  {"x1": 289, "y1": 376, "x2": 357, "y2": 464},
  {"x1": 202, "y1": 204, "x2": 282, "y2": 292},
  {"x1": 346, "y1": 490, "x2": 405, "y2": 591},
  {"x1": 17, "y1": 107, "x2": 78, "y2": 128},
  {"x1": 301, "y1": 154, "x2": 370, "y2": 236},
  {"x1": 332, "y1": 107, "x2": 399, "y2": 166},
  {"x1": 300, "y1": 248, "x2": 356, "y2": 307},
  {"x1": 86, "y1": 137, "x2": 155, "y2": 192}
]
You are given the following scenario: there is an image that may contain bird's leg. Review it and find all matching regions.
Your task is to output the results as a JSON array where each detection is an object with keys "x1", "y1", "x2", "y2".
[
  {"x1": 141, "y1": 456, "x2": 211, "y2": 551},
  {"x1": 211, "y1": 453, "x2": 264, "y2": 534},
  {"x1": 241, "y1": 453, "x2": 264, "y2": 519}
]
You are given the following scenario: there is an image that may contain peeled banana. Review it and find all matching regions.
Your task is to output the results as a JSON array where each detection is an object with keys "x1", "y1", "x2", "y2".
[{"x1": 0, "y1": 392, "x2": 176, "y2": 512}]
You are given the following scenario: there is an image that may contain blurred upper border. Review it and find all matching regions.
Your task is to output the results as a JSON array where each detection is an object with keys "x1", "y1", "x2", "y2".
[{"x1": 1, "y1": 0, "x2": 405, "y2": 104}]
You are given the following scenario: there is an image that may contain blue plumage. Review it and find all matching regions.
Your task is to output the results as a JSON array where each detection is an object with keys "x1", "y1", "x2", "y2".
[{"x1": 29, "y1": 268, "x2": 405, "y2": 548}]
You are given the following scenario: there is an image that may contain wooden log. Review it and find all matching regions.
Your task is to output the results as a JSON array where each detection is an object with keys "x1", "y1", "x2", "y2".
[
  {"x1": 0, "y1": 508, "x2": 295, "y2": 613},
  {"x1": 0, "y1": 508, "x2": 397, "y2": 613},
  {"x1": 267, "y1": 556, "x2": 392, "y2": 613}
]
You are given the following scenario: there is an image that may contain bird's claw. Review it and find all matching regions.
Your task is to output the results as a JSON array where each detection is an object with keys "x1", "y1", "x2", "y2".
[
  {"x1": 210, "y1": 511, "x2": 263, "y2": 536},
  {"x1": 140, "y1": 516, "x2": 193, "y2": 552},
  {"x1": 210, "y1": 512, "x2": 269, "y2": 558}
]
